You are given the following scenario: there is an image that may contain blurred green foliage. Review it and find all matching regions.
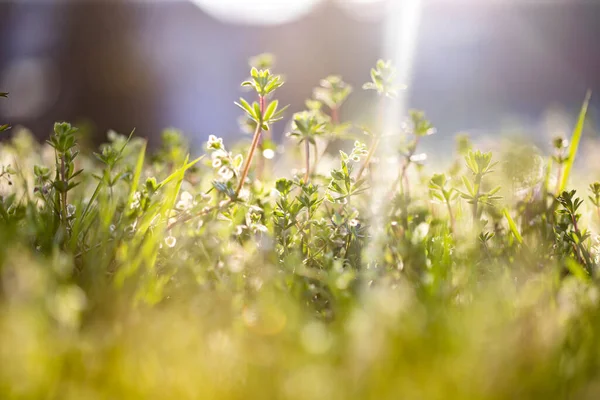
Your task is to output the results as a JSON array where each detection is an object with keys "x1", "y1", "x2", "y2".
[{"x1": 0, "y1": 60, "x2": 599, "y2": 400}]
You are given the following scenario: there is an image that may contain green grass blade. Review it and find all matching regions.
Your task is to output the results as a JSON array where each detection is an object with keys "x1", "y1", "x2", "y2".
[
  {"x1": 503, "y1": 208, "x2": 523, "y2": 245},
  {"x1": 126, "y1": 140, "x2": 147, "y2": 209},
  {"x1": 158, "y1": 155, "x2": 204, "y2": 188},
  {"x1": 558, "y1": 90, "x2": 592, "y2": 194}
]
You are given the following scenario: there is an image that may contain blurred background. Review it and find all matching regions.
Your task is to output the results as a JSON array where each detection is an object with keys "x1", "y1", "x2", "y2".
[{"x1": 0, "y1": 0, "x2": 598, "y2": 151}]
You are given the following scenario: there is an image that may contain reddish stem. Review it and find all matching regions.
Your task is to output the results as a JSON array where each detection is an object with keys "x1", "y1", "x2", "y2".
[
  {"x1": 235, "y1": 96, "x2": 265, "y2": 198},
  {"x1": 331, "y1": 106, "x2": 339, "y2": 125}
]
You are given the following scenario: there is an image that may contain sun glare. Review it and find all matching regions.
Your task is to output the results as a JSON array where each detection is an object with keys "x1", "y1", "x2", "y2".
[{"x1": 189, "y1": 0, "x2": 322, "y2": 25}]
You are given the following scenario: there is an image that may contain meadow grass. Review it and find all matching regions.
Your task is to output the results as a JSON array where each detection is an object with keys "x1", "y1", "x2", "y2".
[{"x1": 0, "y1": 59, "x2": 599, "y2": 399}]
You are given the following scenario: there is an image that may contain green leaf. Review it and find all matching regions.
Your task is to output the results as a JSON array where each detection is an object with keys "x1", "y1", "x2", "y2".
[
  {"x1": 461, "y1": 176, "x2": 474, "y2": 196},
  {"x1": 503, "y1": 208, "x2": 523, "y2": 245},
  {"x1": 159, "y1": 155, "x2": 204, "y2": 188},
  {"x1": 263, "y1": 100, "x2": 278, "y2": 121},
  {"x1": 558, "y1": 90, "x2": 592, "y2": 194},
  {"x1": 235, "y1": 98, "x2": 255, "y2": 117}
]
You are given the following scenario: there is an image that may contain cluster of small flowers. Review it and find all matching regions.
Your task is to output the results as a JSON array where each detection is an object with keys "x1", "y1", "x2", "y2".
[
  {"x1": 207, "y1": 135, "x2": 243, "y2": 182},
  {"x1": 349, "y1": 141, "x2": 369, "y2": 162}
]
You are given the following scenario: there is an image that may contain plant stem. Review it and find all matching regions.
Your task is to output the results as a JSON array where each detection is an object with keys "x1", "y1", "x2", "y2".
[
  {"x1": 331, "y1": 106, "x2": 339, "y2": 125},
  {"x1": 167, "y1": 200, "x2": 232, "y2": 231},
  {"x1": 60, "y1": 155, "x2": 67, "y2": 225},
  {"x1": 304, "y1": 140, "x2": 310, "y2": 182},
  {"x1": 555, "y1": 163, "x2": 563, "y2": 197},
  {"x1": 235, "y1": 96, "x2": 264, "y2": 198},
  {"x1": 472, "y1": 174, "x2": 482, "y2": 222},
  {"x1": 446, "y1": 199, "x2": 456, "y2": 234},
  {"x1": 309, "y1": 141, "x2": 319, "y2": 178},
  {"x1": 357, "y1": 135, "x2": 380, "y2": 181}
]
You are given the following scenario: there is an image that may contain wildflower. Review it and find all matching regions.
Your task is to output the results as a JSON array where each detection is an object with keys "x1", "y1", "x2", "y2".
[
  {"x1": 348, "y1": 219, "x2": 359, "y2": 227},
  {"x1": 207, "y1": 135, "x2": 223, "y2": 150},
  {"x1": 66, "y1": 204, "x2": 76, "y2": 217},
  {"x1": 165, "y1": 236, "x2": 177, "y2": 248},
  {"x1": 211, "y1": 149, "x2": 228, "y2": 160},
  {"x1": 212, "y1": 158, "x2": 223, "y2": 168},
  {"x1": 218, "y1": 166, "x2": 234, "y2": 181},
  {"x1": 176, "y1": 191, "x2": 196, "y2": 210}
]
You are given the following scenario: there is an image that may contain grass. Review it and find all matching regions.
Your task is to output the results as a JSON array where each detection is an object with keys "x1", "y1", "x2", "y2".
[{"x1": 0, "y1": 57, "x2": 599, "y2": 399}]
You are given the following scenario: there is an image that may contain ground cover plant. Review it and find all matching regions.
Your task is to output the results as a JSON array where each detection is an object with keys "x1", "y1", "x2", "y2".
[{"x1": 1, "y1": 56, "x2": 600, "y2": 399}]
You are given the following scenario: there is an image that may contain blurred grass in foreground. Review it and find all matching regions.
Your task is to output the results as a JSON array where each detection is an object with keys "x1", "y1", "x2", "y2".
[{"x1": 1, "y1": 63, "x2": 600, "y2": 399}]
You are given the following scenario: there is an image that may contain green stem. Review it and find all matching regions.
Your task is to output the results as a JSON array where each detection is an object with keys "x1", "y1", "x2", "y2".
[
  {"x1": 303, "y1": 140, "x2": 310, "y2": 182},
  {"x1": 60, "y1": 155, "x2": 68, "y2": 227},
  {"x1": 472, "y1": 174, "x2": 482, "y2": 222},
  {"x1": 356, "y1": 135, "x2": 380, "y2": 181},
  {"x1": 446, "y1": 198, "x2": 456, "y2": 234}
]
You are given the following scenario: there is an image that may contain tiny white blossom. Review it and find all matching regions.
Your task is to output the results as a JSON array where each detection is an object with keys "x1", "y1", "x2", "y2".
[
  {"x1": 165, "y1": 236, "x2": 177, "y2": 248},
  {"x1": 66, "y1": 204, "x2": 76, "y2": 217},
  {"x1": 207, "y1": 135, "x2": 223, "y2": 149},
  {"x1": 176, "y1": 191, "x2": 196, "y2": 210},
  {"x1": 349, "y1": 219, "x2": 359, "y2": 227},
  {"x1": 218, "y1": 166, "x2": 234, "y2": 181},
  {"x1": 211, "y1": 149, "x2": 228, "y2": 159},
  {"x1": 212, "y1": 158, "x2": 222, "y2": 168}
]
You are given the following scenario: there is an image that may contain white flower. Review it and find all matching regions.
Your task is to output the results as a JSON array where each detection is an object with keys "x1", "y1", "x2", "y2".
[
  {"x1": 207, "y1": 135, "x2": 223, "y2": 149},
  {"x1": 348, "y1": 219, "x2": 359, "y2": 227},
  {"x1": 176, "y1": 191, "x2": 196, "y2": 210},
  {"x1": 211, "y1": 149, "x2": 228, "y2": 159},
  {"x1": 218, "y1": 166, "x2": 234, "y2": 181},
  {"x1": 212, "y1": 158, "x2": 222, "y2": 168},
  {"x1": 165, "y1": 236, "x2": 177, "y2": 248},
  {"x1": 66, "y1": 204, "x2": 76, "y2": 217}
]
